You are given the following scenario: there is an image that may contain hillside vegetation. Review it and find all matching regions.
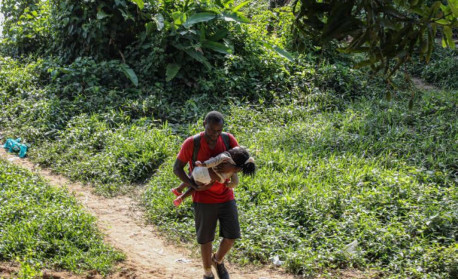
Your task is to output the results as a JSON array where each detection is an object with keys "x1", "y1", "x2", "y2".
[
  {"x1": 1, "y1": 0, "x2": 457, "y2": 278},
  {"x1": 0, "y1": 159, "x2": 124, "y2": 277}
]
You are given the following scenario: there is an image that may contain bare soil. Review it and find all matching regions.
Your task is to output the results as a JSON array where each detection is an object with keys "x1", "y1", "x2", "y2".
[{"x1": 411, "y1": 77, "x2": 437, "y2": 91}]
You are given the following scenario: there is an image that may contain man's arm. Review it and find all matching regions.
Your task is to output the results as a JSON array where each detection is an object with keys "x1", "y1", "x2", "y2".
[
  {"x1": 173, "y1": 158, "x2": 198, "y2": 190},
  {"x1": 173, "y1": 158, "x2": 214, "y2": 191}
]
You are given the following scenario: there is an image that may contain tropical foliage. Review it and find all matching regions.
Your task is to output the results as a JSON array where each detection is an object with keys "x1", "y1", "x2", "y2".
[
  {"x1": 293, "y1": 0, "x2": 458, "y2": 77},
  {"x1": 0, "y1": 0, "x2": 457, "y2": 278}
]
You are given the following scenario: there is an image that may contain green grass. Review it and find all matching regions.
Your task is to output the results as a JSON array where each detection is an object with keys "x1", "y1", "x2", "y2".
[
  {"x1": 143, "y1": 88, "x2": 458, "y2": 278},
  {"x1": 1, "y1": 54, "x2": 457, "y2": 278},
  {"x1": 0, "y1": 159, "x2": 124, "y2": 277},
  {"x1": 29, "y1": 114, "x2": 180, "y2": 195}
]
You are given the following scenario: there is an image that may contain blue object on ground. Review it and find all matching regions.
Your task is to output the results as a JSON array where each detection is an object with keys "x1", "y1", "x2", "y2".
[{"x1": 3, "y1": 138, "x2": 28, "y2": 158}]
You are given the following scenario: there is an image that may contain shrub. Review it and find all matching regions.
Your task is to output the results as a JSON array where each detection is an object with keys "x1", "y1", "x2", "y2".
[
  {"x1": 0, "y1": 0, "x2": 51, "y2": 56},
  {"x1": 32, "y1": 114, "x2": 179, "y2": 195}
]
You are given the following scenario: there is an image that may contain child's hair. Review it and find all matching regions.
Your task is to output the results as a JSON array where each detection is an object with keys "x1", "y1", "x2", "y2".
[{"x1": 228, "y1": 146, "x2": 256, "y2": 176}]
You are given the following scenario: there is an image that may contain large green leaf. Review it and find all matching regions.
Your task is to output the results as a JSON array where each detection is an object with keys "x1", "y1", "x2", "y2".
[
  {"x1": 448, "y1": 0, "x2": 458, "y2": 17},
  {"x1": 166, "y1": 63, "x2": 181, "y2": 82},
  {"x1": 208, "y1": 29, "x2": 228, "y2": 41},
  {"x1": 184, "y1": 49, "x2": 212, "y2": 69},
  {"x1": 202, "y1": 41, "x2": 233, "y2": 55},
  {"x1": 442, "y1": 26, "x2": 455, "y2": 49},
  {"x1": 97, "y1": 10, "x2": 110, "y2": 20},
  {"x1": 233, "y1": 1, "x2": 251, "y2": 12},
  {"x1": 223, "y1": 0, "x2": 235, "y2": 9},
  {"x1": 183, "y1": 12, "x2": 217, "y2": 28},
  {"x1": 172, "y1": 11, "x2": 187, "y2": 26},
  {"x1": 130, "y1": 0, "x2": 144, "y2": 10},
  {"x1": 120, "y1": 64, "x2": 138, "y2": 87},
  {"x1": 263, "y1": 42, "x2": 294, "y2": 62},
  {"x1": 220, "y1": 11, "x2": 250, "y2": 23},
  {"x1": 153, "y1": 13, "x2": 165, "y2": 31}
]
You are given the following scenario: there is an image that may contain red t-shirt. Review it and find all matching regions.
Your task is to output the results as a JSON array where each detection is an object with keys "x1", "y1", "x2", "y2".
[{"x1": 177, "y1": 132, "x2": 239, "y2": 204}]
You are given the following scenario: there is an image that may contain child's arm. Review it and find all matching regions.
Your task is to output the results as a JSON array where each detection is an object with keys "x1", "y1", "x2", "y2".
[
  {"x1": 225, "y1": 173, "x2": 239, "y2": 188},
  {"x1": 203, "y1": 153, "x2": 231, "y2": 168}
]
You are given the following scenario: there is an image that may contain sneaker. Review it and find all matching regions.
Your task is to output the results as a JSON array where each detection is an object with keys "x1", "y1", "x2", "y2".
[
  {"x1": 171, "y1": 188, "x2": 181, "y2": 196},
  {"x1": 203, "y1": 275, "x2": 215, "y2": 279},
  {"x1": 173, "y1": 197, "x2": 183, "y2": 207},
  {"x1": 212, "y1": 254, "x2": 229, "y2": 279}
]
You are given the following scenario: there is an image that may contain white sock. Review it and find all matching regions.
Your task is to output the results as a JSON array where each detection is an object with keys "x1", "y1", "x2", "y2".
[{"x1": 204, "y1": 267, "x2": 213, "y2": 277}]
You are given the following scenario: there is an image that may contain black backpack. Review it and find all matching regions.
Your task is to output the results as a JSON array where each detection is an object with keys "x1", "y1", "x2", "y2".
[{"x1": 192, "y1": 132, "x2": 231, "y2": 167}]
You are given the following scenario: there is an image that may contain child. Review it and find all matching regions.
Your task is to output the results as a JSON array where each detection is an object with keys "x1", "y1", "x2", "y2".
[{"x1": 172, "y1": 146, "x2": 255, "y2": 206}]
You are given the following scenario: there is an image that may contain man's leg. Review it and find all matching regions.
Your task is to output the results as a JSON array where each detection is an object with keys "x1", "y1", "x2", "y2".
[
  {"x1": 213, "y1": 200, "x2": 241, "y2": 278},
  {"x1": 194, "y1": 202, "x2": 218, "y2": 277},
  {"x1": 215, "y1": 238, "x2": 235, "y2": 263},
  {"x1": 201, "y1": 241, "x2": 213, "y2": 270}
]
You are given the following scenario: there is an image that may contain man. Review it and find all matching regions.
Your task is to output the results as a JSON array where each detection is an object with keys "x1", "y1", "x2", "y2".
[{"x1": 173, "y1": 111, "x2": 240, "y2": 279}]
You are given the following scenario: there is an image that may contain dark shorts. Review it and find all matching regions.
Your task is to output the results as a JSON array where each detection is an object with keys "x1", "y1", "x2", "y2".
[{"x1": 193, "y1": 200, "x2": 241, "y2": 244}]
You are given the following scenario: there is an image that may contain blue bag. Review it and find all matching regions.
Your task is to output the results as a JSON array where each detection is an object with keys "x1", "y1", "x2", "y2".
[{"x1": 3, "y1": 138, "x2": 28, "y2": 158}]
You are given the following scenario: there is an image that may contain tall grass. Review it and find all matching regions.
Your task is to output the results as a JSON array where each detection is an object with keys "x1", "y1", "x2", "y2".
[
  {"x1": 31, "y1": 114, "x2": 180, "y2": 195},
  {"x1": 0, "y1": 159, "x2": 124, "y2": 277},
  {"x1": 143, "y1": 88, "x2": 458, "y2": 278}
]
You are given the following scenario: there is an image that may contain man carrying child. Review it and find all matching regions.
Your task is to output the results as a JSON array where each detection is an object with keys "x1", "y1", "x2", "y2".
[{"x1": 173, "y1": 111, "x2": 241, "y2": 279}]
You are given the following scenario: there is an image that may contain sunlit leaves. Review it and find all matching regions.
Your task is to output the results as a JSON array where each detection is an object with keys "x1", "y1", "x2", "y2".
[
  {"x1": 220, "y1": 11, "x2": 251, "y2": 23},
  {"x1": 293, "y1": 0, "x2": 458, "y2": 78},
  {"x1": 152, "y1": 13, "x2": 165, "y2": 31},
  {"x1": 202, "y1": 40, "x2": 233, "y2": 54},
  {"x1": 147, "y1": 0, "x2": 251, "y2": 81},
  {"x1": 182, "y1": 12, "x2": 216, "y2": 28},
  {"x1": 129, "y1": 0, "x2": 144, "y2": 10}
]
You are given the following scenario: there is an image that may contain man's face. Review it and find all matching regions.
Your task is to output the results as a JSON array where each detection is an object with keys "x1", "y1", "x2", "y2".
[{"x1": 204, "y1": 120, "x2": 223, "y2": 144}]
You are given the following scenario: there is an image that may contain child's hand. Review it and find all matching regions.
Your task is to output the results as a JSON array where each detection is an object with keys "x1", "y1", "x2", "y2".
[
  {"x1": 224, "y1": 181, "x2": 233, "y2": 188},
  {"x1": 195, "y1": 161, "x2": 203, "y2": 166}
]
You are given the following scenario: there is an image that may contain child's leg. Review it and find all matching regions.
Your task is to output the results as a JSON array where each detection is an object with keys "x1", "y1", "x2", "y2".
[
  {"x1": 176, "y1": 182, "x2": 187, "y2": 192},
  {"x1": 171, "y1": 182, "x2": 187, "y2": 196},
  {"x1": 180, "y1": 187, "x2": 195, "y2": 200},
  {"x1": 173, "y1": 188, "x2": 195, "y2": 207}
]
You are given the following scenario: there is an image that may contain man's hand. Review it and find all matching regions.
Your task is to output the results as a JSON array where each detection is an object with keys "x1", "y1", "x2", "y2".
[
  {"x1": 194, "y1": 181, "x2": 213, "y2": 191},
  {"x1": 187, "y1": 180, "x2": 200, "y2": 190},
  {"x1": 214, "y1": 162, "x2": 240, "y2": 173}
]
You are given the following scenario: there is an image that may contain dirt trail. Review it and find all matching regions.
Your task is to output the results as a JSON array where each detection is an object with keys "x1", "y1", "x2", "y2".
[
  {"x1": 411, "y1": 77, "x2": 437, "y2": 91},
  {"x1": 0, "y1": 148, "x2": 298, "y2": 279}
]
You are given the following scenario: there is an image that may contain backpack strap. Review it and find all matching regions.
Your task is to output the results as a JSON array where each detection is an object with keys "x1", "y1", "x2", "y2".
[
  {"x1": 192, "y1": 134, "x2": 201, "y2": 167},
  {"x1": 221, "y1": 132, "x2": 231, "y2": 151},
  {"x1": 192, "y1": 132, "x2": 231, "y2": 167}
]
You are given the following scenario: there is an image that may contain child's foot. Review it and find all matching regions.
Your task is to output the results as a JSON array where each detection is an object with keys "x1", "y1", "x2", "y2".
[
  {"x1": 173, "y1": 197, "x2": 183, "y2": 207},
  {"x1": 171, "y1": 188, "x2": 181, "y2": 197}
]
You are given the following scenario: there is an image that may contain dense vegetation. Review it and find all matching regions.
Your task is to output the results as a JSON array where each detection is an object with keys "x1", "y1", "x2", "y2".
[
  {"x1": 143, "y1": 88, "x2": 458, "y2": 278},
  {"x1": 0, "y1": 159, "x2": 124, "y2": 278},
  {"x1": 1, "y1": 0, "x2": 457, "y2": 278}
]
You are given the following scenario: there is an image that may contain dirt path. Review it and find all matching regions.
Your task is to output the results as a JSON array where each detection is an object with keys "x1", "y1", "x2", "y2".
[
  {"x1": 411, "y1": 77, "x2": 437, "y2": 91},
  {"x1": 0, "y1": 148, "x2": 298, "y2": 279}
]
